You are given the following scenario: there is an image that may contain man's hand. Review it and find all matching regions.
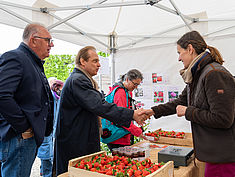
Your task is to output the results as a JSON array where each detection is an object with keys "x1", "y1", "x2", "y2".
[
  {"x1": 176, "y1": 105, "x2": 187, "y2": 117},
  {"x1": 21, "y1": 128, "x2": 34, "y2": 139},
  {"x1": 133, "y1": 109, "x2": 149, "y2": 126},
  {"x1": 139, "y1": 109, "x2": 155, "y2": 117}
]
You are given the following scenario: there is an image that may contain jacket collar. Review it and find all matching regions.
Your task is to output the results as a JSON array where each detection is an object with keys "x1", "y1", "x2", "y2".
[
  {"x1": 192, "y1": 52, "x2": 214, "y2": 76},
  {"x1": 19, "y1": 42, "x2": 45, "y2": 66}
]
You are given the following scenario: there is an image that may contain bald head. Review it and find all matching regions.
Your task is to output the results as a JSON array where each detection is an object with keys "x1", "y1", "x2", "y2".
[
  {"x1": 22, "y1": 23, "x2": 53, "y2": 60},
  {"x1": 22, "y1": 23, "x2": 46, "y2": 43}
]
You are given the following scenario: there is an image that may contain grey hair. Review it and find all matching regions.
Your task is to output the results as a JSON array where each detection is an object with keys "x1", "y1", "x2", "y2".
[
  {"x1": 22, "y1": 23, "x2": 46, "y2": 43},
  {"x1": 121, "y1": 69, "x2": 143, "y2": 82}
]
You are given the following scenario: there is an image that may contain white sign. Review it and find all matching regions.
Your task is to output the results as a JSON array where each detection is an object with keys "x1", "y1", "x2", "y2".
[{"x1": 98, "y1": 56, "x2": 109, "y2": 75}]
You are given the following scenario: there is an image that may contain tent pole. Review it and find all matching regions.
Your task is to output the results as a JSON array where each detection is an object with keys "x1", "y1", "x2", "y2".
[
  {"x1": 110, "y1": 49, "x2": 115, "y2": 85},
  {"x1": 109, "y1": 34, "x2": 116, "y2": 85}
]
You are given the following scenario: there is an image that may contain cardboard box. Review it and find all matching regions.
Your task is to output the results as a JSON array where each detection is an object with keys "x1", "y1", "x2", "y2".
[{"x1": 68, "y1": 151, "x2": 174, "y2": 177}]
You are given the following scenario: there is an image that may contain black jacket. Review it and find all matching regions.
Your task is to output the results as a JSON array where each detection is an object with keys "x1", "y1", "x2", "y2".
[
  {"x1": 0, "y1": 42, "x2": 53, "y2": 146},
  {"x1": 55, "y1": 68, "x2": 133, "y2": 175}
]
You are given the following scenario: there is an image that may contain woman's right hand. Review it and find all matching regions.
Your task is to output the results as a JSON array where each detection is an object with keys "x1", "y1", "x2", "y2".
[{"x1": 139, "y1": 133, "x2": 147, "y2": 140}]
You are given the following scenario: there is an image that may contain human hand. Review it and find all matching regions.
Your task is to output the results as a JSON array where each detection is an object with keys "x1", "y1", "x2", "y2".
[
  {"x1": 133, "y1": 109, "x2": 149, "y2": 126},
  {"x1": 139, "y1": 133, "x2": 148, "y2": 140},
  {"x1": 176, "y1": 105, "x2": 187, "y2": 117},
  {"x1": 99, "y1": 126, "x2": 103, "y2": 136},
  {"x1": 21, "y1": 128, "x2": 34, "y2": 139},
  {"x1": 138, "y1": 109, "x2": 155, "y2": 117}
]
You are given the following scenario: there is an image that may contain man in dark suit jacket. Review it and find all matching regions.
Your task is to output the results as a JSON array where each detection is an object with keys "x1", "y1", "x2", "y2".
[
  {"x1": 55, "y1": 46, "x2": 148, "y2": 175},
  {"x1": 0, "y1": 23, "x2": 54, "y2": 177}
]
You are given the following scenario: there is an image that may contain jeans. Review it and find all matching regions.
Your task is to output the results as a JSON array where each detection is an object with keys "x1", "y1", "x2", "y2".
[
  {"x1": 37, "y1": 134, "x2": 53, "y2": 177},
  {"x1": 40, "y1": 159, "x2": 53, "y2": 177},
  {"x1": 37, "y1": 135, "x2": 53, "y2": 160},
  {"x1": 0, "y1": 134, "x2": 37, "y2": 177}
]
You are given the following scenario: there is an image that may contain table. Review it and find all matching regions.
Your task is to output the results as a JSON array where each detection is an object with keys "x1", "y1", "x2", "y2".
[
  {"x1": 58, "y1": 172, "x2": 69, "y2": 177},
  {"x1": 133, "y1": 140, "x2": 205, "y2": 177},
  {"x1": 59, "y1": 158, "x2": 205, "y2": 177},
  {"x1": 59, "y1": 140, "x2": 205, "y2": 177}
]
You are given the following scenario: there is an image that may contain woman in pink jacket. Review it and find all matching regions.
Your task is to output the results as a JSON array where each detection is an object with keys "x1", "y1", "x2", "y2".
[{"x1": 107, "y1": 69, "x2": 147, "y2": 151}]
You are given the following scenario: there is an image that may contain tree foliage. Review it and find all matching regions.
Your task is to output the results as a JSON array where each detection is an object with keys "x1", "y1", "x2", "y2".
[{"x1": 44, "y1": 54, "x2": 75, "y2": 81}]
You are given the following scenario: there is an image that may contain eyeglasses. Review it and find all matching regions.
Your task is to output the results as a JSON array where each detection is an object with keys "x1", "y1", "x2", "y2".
[
  {"x1": 131, "y1": 80, "x2": 140, "y2": 87},
  {"x1": 33, "y1": 36, "x2": 53, "y2": 46}
]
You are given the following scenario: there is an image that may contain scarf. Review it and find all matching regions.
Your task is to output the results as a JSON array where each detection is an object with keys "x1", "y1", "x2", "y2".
[
  {"x1": 76, "y1": 66, "x2": 102, "y2": 133},
  {"x1": 179, "y1": 51, "x2": 207, "y2": 84}
]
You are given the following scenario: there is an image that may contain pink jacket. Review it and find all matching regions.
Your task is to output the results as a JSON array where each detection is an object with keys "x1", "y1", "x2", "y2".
[{"x1": 109, "y1": 85, "x2": 142, "y2": 145}]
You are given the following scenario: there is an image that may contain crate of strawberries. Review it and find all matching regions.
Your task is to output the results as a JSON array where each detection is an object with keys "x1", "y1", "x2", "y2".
[
  {"x1": 68, "y1": 151, "x2": 173, "y2": 177},
  {"x1": 146, "y1": 129, "x2": 186, "y2": 139},
  {"x1": 145, "y1": 129, "x2": 193, "y2": 147}
]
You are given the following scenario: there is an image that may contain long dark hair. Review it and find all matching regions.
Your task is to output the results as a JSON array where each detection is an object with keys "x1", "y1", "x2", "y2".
[{"x1": 177, "y1": 31, "x2": 224, "y2": 65}]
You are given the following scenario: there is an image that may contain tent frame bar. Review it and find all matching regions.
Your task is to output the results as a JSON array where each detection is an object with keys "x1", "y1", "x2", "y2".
[
  {"x1": 118, "y1": 22, "x2": 193, "y2": 49},
  {"x1": 49, "y1": 1, "x2": 150, "y2": 11},
  {"x1": 153, "y1": 3, "x2": 195, "y2": 21},
  {"x1": 169, "y1": 0, "x2": 192, "y2": 31},
  {"x1": 47, "y1": 0, "x2": 107, "y2": 30},
  {"x1": 109, "y1": 34, "x2": 116, "y2": 85},
  {"x1": 50, "y1": 29, "x2": 182, "y2": 38},
  {"x1": 49, "y1": 12, "x2": 109, "y2": 48},
  {"x1": 204, "y1": 24, "x2": 235, "y2": 36},
  {"x1": 47, "y1": 0, "x2": 109, "y2": 48},
  {"x1": 199, "y1": 18, "x2": 235, "y2": 22},
  {"x1": 0, "y1": 5, "x2": 32, "y2": 24},
  {"x1": 0, "y1": 1, "x2": 39, "y2": 11}
]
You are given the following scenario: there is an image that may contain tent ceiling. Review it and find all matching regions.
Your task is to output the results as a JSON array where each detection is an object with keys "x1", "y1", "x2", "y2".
[{"x1": 1, "y1": 0, "x2": 235, "y2": 52}]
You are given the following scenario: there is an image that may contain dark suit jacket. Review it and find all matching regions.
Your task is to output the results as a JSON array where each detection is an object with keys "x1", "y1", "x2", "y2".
[
  {"x1": 0, "y1": 42, "x2": 53, "y2": 146},
  {"x1": 55, "y1": 68, "x2": 133, "y2": 175}
]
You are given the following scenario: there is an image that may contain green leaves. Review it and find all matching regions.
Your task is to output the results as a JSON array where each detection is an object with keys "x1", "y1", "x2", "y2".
[{"x1": 44, "y1": 54, "x2": 76, "y2": 81}]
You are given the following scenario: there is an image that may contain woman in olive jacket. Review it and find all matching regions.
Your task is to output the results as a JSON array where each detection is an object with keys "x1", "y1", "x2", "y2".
[{"x1": 144, "y1": 31, "x2": 235, "y2": 177}]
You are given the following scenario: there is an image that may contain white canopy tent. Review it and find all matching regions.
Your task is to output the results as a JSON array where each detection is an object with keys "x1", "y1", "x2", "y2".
[
  {"x1": 1, "y1": 0, "x2": 235, "y2": 132},
  {"x1": 1, "y1": 0, "x2": 235, "y2": 82}
]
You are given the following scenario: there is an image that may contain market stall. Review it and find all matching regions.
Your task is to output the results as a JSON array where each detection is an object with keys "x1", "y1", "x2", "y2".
[{"x1": 58, "y1": 130, "x2": 205, "y2": 177}]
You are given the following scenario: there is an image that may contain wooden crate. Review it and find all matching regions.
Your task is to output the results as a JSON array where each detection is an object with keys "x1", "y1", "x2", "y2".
[
  {"x1": 68, "y1": 151, "x2": 174, "y2": 177},
  {"x1": 153, "y1": 130, "x2": 193, "y2": 147},
  {"x1": 58, "y1": 172, "x2": 69, "y2": 177}
]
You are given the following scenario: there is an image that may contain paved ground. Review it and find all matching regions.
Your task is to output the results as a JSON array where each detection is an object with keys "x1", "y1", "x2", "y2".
[{"x1": 30, "y1": 157, "x2": 41, "y2": 177}]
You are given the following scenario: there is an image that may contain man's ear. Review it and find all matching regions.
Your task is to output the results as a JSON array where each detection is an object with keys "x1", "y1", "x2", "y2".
[
  {"x1": 29, "y1": 36, "x2": 37, "y2": 47},
  {"x1": 187, "y1": 44, "x2": 195, "y2": 55},
  {"x1": 80, "y1": 57, "x2": 86, "y2": 67}
]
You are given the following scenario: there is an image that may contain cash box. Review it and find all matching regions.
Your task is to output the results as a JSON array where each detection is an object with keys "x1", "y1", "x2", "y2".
[{"x1": 158, "y1": 146, "x2": 193, "y2": 167}]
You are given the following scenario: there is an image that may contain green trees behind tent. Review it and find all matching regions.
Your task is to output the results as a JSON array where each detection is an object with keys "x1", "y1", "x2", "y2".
[{"x1": 44, "y1": 54, "x2": 75, "y2": 81}]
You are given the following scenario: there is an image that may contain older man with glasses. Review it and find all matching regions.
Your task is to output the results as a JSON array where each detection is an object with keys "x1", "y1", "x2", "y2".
[{"x1": 0, "y1": 23, "x2": 54, "y2": 177}]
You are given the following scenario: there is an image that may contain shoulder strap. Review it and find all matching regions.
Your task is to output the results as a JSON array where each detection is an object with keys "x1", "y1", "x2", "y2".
[{"x1": 105, "y1": 86, "x2": 129, "y2": 107}]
